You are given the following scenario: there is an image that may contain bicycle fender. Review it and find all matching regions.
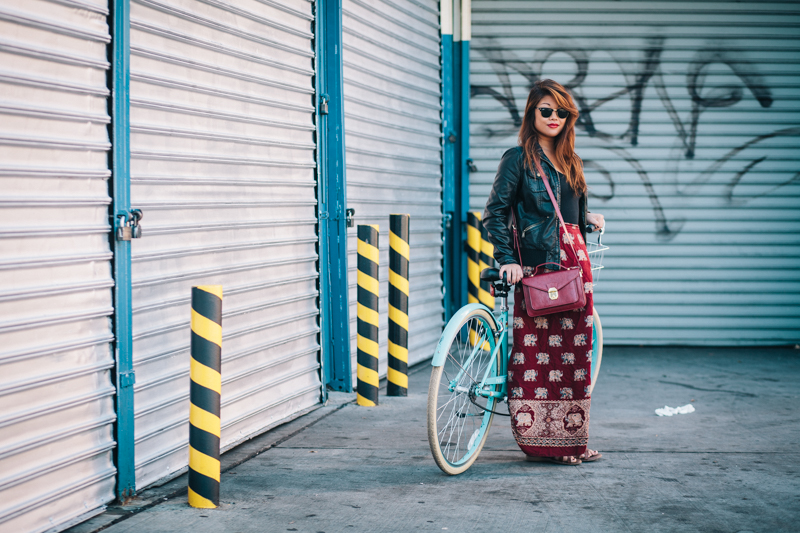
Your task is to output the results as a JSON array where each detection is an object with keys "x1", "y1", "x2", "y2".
[{"x1": 431, "y1": 304, "x2": 499, "y2": 367}]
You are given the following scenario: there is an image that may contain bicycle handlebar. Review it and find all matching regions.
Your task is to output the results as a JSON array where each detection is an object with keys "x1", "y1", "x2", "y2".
[{"x1": 586, "y1": 222, "x2": 606, "y2": 235}]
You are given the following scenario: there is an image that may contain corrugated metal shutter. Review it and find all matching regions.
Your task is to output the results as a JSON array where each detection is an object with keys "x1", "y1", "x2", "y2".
[
  {"x1": 129, "y1": 0, "x2": 322, "y2": 488},
  {"x1": 0, "y1": 0, "x2": 117, "y2": 531},
  {"x1": 342, "y1": 0, "x2": 445, "y2": 385},
  {"x1": 470, "y1": 0, "x2": 800, "y2": 345}
]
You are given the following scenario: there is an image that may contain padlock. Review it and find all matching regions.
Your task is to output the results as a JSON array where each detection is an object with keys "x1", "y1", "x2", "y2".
[
  {"x1": 130, "y1": 209, "x2": 143, "y2": 239},
  {"x1": 345, "y1": 208, "x2": 355, "y2": 228},
  {"x1": 116, "y1": 214, "x2": 132, "y2": 241},
  {"x1": 117, "y1": 225, "x2": 132, "y2": 241}
]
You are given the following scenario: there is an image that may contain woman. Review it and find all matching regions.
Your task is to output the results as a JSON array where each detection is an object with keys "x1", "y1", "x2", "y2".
[{"x1": 483, "y1": 79, "x2": 605, "y2": 465}]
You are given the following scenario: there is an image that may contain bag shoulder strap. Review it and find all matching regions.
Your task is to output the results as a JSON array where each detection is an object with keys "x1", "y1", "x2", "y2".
[{"x1": 532, "y1": 157, "x2": 580, "y2": 264}]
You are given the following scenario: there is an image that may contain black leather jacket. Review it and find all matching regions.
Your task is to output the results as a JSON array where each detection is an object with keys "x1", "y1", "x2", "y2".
[{"x1": 483, "y1": 146, "x2": 587, "y2": 269}]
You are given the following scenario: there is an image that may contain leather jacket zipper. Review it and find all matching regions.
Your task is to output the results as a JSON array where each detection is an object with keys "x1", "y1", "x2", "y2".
[{"x1": 521, "y1": 219, "x2": 546, "y2": 238}]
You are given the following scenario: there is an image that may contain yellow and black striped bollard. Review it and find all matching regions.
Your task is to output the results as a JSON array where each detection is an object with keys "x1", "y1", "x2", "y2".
[
  {"x1": 189, "y1": 285, "x2": 222, "y2": 508},
  {"x1": 479, "y1": 214, "x2": 496, "y2": 310},
  {"x1": 357, "y1": 225, "x2": 380, "y2": 406},
  {"x1": 388, "y1": 214, "x2": 410, "y2": 396},
  {"x1": 466, "y1": 212, "x2": 481, "y2": 305},
  {"x1": 466, "y1": 213, "x2": 489, "y2": 350}
]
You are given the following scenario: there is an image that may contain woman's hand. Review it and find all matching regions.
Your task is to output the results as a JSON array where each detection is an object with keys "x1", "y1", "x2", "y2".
[
  {"x1": 586, "y1": 212, "x2": 605, "y2": 229},
  {"x1": 499, "y1": 263, "x2": 524, "y2": 285}
]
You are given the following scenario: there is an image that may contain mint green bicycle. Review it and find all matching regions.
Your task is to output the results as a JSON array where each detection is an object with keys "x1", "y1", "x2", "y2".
[{"x1": 427, "y1": 227, "x2": 606, "y2": 475}]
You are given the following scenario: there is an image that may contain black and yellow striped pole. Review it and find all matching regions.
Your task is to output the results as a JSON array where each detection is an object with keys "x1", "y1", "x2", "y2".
[
  {"x1": 466, "y1": 213, "x2": 490, "y2": 350},
  {"x1": 357, "y1": 225, "x2": 380, "y2": 406},
  {"x1": 478, "y1": 214, "x2": 496, "y2": 310},
  {"x1": 466, "y1": 212, "x2": 481, "y2": 305},
  {"x1": 388, "y1": 214, "x2": 410, "y2": 396},
  {"x1": 188, "y1": 285, "x2": 222, "y2": 508}
]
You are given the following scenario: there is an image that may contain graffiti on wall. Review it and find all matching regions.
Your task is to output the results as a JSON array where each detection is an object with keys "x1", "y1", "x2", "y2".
[{"x1": 472, "y1": 37, "x2": 800, "y2": 240}]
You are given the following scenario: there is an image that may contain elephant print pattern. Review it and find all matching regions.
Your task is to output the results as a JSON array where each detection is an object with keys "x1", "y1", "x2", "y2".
[{"x1": 509, "y1": 222, "x2": 593, "y2": 458}]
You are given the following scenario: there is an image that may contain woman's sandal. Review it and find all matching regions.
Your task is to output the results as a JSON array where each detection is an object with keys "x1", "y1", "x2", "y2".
[
  {"x1": 547, "y1": 456, "x2": 582, "y2": 466},
  {"x1": 579, "y1": 450, "x2": 603, "y2": 463},
  {"x1": 525, "y1": 455, "x2": 582, "y2": 465}
]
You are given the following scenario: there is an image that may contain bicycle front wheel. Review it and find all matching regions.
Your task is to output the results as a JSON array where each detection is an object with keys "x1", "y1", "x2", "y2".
[
  {"x1": 589, "y1": 307, "x2": 603, "y2": 394},
  {"x1": 427, "y1": 306, "x2": 501, "y2": 475}
]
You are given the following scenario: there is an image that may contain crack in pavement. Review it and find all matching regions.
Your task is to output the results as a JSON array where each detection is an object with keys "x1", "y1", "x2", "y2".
[{"x1": 656, "y1": 380, "x2": 757, "y2": 397}]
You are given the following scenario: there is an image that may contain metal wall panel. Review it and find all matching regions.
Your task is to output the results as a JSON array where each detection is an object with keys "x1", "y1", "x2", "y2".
[
  {"x1": 129, "y1": 0, "x2": 322, "y2": 488},
  {"x1": 0, "y1": 0, "x2": 117, "y2": 531},
  {"x1": 342, "y1": 0, "x2": 445, "y2": 385},
  {"x1": 470, "y1": 0, "x2": 800, "y2": 345}
]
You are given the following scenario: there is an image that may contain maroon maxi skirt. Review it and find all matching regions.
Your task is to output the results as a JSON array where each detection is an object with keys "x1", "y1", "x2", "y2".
[{"x1": 508, "y1": 222, "x2": 594, "y2": 458}]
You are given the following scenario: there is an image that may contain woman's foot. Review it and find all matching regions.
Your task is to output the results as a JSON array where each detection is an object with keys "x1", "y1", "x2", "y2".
[{"x1": 578, "y1": 449, "x2": 602, "y2": 462}]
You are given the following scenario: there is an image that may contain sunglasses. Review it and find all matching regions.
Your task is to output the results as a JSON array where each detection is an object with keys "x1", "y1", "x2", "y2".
[{"x1": 538, "y1": 107, "x2": 570, "y2": 119}]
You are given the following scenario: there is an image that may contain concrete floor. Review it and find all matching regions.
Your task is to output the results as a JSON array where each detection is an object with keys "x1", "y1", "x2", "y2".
[{"x1": 70, "y1": 346, "x2": 800, "y2": 533}]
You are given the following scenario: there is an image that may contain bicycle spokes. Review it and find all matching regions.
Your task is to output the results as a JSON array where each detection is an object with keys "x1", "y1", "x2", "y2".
[{"x1": 434, "y1": 316, "x2": 497, "y2": 464}]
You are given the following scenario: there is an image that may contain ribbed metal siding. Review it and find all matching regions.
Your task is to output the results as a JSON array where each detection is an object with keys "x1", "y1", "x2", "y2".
[
  {"x1": 129, "y1": 0, "x2": 321, "y2": 488},
  {"x1": 0, "y1": 0, "x2": 116, "y2": 531},
  {"x1": 470, "y1": 0, "x2": 800, "y2": 345},
  {"x1": 342, "y1": 0, "x2": 444, "y2": 385}
]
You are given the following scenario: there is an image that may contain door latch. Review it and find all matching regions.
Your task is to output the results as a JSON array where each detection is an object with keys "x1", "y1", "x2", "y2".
[
  {"x1": 119, "y1": 370, "x2": 136, "y2": 388},
  {"x1": 116, "y1": 209, "x2": 143, "y2": 241}
]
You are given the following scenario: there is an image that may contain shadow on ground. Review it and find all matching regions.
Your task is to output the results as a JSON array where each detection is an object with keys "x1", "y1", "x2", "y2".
[{"x1": 70, "y1": 346, "x2": 800, "y2": 533}]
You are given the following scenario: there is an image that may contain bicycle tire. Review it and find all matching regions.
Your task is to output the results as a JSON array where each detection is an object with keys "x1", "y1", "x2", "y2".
[
  {"x1": 427, "y1": 307, "x2": 501, "y2": 475},
  {"x1": 589, "y1": 308, "x2": 603, "y2": 394}
]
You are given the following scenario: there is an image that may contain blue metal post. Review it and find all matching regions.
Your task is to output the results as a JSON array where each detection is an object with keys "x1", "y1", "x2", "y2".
[
  {"x1": 452, "y1": 0, "x2": 471, "y2": 309},
  {"x1": 317, "y1": 0, "x2": 352, "y2": 391},
  {"x1": 459, "y1": 1, "x2": 471, "y2": 258},
  {"x1": 441, "y1": 0, "x2": 456, "y2": 321},
  {"x1": 109, "y1": 0, "x2": 135, "y2": 501},
  {"x1": 452, "y1": 11, "x2": 466, "y2": 310}
]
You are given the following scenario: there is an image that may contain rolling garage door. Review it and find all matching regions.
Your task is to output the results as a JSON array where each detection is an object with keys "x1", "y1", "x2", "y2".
[
  {"x1": 0, "y1": 0, "x2": 117, "y2": 531},
  {"x1": 342, "y1": 0, "x2": 445, "y2": 385},
  {"x1": 128, "y1": 0, "x2": 322, "y2": 488},
  {"x1": 470, "y1": 0, "x2": 800, "y2": 345}
]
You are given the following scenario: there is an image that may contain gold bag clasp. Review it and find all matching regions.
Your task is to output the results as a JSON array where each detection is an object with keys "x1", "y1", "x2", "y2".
[{"x1": 548, "y1": 287, "x2": 558, "y2": 300}]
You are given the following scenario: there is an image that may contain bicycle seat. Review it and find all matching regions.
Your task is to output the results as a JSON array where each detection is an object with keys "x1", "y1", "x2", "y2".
[{"x1": 480, "y1": 268, "x2": 501, "y2": 282}]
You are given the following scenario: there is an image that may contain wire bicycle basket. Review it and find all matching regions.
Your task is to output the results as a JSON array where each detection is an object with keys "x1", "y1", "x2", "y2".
[{"x1": 586, "y1": 225, "x2": 609, "y2": 282}]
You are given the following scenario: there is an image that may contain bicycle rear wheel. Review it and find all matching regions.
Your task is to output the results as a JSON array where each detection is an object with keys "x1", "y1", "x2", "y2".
[
  {"x1": 427, "y1": 307, "x2": 501, "y2": 475},
  {"x1": 589, "y1": 308, "x2": 603, "y2": 394}
]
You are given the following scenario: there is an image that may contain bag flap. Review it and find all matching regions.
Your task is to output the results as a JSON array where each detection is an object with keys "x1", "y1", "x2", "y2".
[{"x1": 521, "y1": 269, "x2": 581, "y2": 292}]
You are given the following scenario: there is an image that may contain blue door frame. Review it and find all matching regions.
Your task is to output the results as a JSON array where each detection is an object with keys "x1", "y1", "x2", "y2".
[
  {"x1": 316, "y1": 0, "x2": 352, "y2": 392},
  {"x1": 441, "y1": 1, "x2": 456, "y2": 320},
  {"x1": 109, "y1": 0, "x2": 135, "y2": 501}
]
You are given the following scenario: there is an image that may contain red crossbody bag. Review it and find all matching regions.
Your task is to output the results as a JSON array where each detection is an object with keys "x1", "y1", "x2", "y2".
[{"x1": 511, "y1": 158, "x2": 586, "y2": 318}]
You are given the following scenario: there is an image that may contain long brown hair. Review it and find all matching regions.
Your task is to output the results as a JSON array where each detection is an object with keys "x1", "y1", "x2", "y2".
[{"x1": 519, "y1": 79, "x2": 586, "y2": 194}]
